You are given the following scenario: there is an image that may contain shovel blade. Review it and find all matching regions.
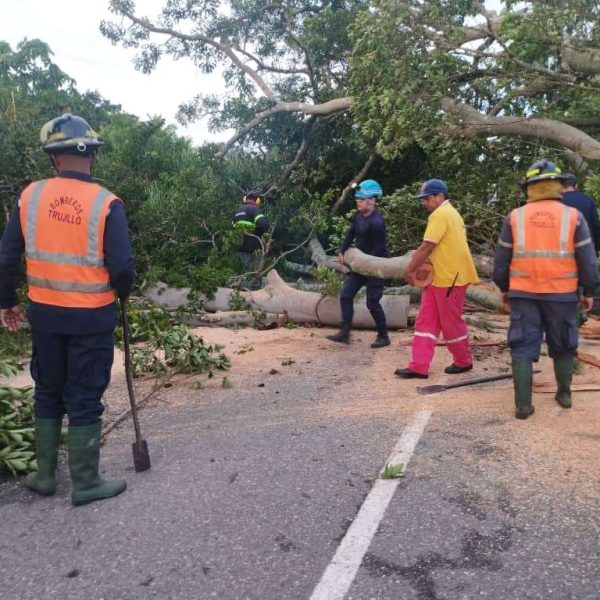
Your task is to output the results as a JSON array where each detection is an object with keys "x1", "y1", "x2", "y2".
[
  {"x1": 132, "y1": 439, "x2": 151, "y2": 472},
  {"x1": 417, "y1": 384, "x2": 447, "y2": 395}
]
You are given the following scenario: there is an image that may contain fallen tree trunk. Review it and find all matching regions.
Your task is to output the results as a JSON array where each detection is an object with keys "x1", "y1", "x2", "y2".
[
  {"x1": 144, "y1": 270, "x2": 410, "y2": 329},
  {"x1": 343, "y1": 248, "x2": 503, "y2": 311},
  {"x1": 309, "y1": 236, "x2": 348, "y2": 274},
  {"x1": 344, "y1": 247, "x2": 494, "y2": 279}
]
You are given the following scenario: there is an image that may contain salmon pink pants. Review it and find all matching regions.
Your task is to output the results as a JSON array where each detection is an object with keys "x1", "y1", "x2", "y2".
[{"x1": 408, "y1": 284, "x2": 472, "y2": 375}]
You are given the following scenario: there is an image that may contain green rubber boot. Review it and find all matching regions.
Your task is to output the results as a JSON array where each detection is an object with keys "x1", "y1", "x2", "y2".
[
  {"x1": 24, "y1": 418, "x2": 63, "y2": 496},
  {"x1": 68, "y1": 422, "x2": 126, "y2": 506},
  {"x1": 512, "y1": 360, "x2": 534, "y2": 420},
  {"x1": 553, "y1": 356, "x2": 573, "y2": 408}
]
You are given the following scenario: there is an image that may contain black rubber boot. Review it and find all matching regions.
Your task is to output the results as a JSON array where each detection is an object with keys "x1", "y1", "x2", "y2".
[
  {"x1": 24, "y1": 418, "x2": 63, "y2": 496},
  {"x1": 553, "y1": 356, "x2": 573, "y2": 408},
  {"x1": 68, "y1": 422, "x2": 126, "y2": 506},
  {"x1": 512, "y1": 360, "x2": 534, "y2": 420},
  {"x1": 326, "y1": 325, "x2": 351, "y2": 344},
  {"x1": 371, "y1": 335, "x2": 391, "y2": 348}
]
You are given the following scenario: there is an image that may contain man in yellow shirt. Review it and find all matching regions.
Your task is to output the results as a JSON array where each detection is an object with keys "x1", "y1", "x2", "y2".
[{"x1": 395, "y1": 179, "x2": 479, "y2": 378}]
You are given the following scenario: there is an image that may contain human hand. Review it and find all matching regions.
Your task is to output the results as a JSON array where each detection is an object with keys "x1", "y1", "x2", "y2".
[
  {"x1": 581, "y1": 296, "x2": 594, "y2": 312},
  {"x1": 502, "y1": 293, "x2": 510, "y2": 313},
  {"x1": 338, "y1": 253, "x2": 345, "y2": 266},
  {"x1": 405, "y1": 270, "x2": 416, "y2": 286},
  {"x1": 0, "y1": 305, "x2": 26, "y2": 332}
]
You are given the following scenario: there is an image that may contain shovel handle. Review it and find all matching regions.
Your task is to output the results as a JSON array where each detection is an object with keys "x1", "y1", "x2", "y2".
[
  {"x1": 441, "y1": 369, "x2": 541, "y2": 391},
  {"x1": 120, "y1": 297, "x2": 143, "y2": 444}
]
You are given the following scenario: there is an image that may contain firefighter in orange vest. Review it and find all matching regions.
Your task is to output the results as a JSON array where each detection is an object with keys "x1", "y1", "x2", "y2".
[
  {"x1": 0, "y1": 114, "x2": 135, "y2": 504},
  {"x1": 493, "y1": 159, "x2": 598, "y2": 420}
]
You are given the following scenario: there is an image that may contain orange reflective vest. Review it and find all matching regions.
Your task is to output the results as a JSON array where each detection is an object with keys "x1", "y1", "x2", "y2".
[
  {"x1": 19, "y1": 177, "x2": 119, "y2": 308},
  {"x1": 508, "y1": 200, "x2": 578, "y2": 294}
]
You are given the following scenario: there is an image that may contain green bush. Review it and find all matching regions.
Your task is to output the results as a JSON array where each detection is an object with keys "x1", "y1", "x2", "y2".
[{"x1": 0, "y1": 359, "x2": 35, "y2": 475}]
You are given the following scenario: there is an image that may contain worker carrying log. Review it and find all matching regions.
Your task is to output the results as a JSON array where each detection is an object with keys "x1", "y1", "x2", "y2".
[
  {"x1": 493, "y1": 159, "x2": 598, "y2": 420},
  {"x1": 395, "y1": 179, "x2": 479, "y2": 379},
  {"x1": 326, "y1": 179, "x2": 391, "y2": 348},
  {"x1": 0, "y1": 114, "x2": 135, "y2": 504}
]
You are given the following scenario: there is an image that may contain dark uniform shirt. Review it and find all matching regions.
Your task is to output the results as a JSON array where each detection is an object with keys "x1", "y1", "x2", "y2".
[
  {"x1": 232, "y1": 202, "x2": 269, "y2": 253},
  {"x1": 561, "y1": 190, "x2": 600, "y2": 253},
  {"x1": 339, "y1": 209, "x2": 388, "y2": 257},
  {"x1": 0, "y1": 171, "x2": 135, "y2": 333}
]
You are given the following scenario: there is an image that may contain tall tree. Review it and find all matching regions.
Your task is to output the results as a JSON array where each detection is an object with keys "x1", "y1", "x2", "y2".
[{"x1": 103, "y1": 1, "x2": 600, "y2": 174}]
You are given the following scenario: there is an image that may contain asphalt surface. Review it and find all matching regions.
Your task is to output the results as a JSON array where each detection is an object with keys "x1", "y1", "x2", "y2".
[{"x1": 1, "y1": 327, "x2": 599, "y2": 600}]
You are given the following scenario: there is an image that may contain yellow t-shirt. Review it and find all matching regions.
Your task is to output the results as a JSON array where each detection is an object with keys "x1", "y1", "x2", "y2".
[{"x1": 423, "y1": 201, "x2": 479, "y2": 287}]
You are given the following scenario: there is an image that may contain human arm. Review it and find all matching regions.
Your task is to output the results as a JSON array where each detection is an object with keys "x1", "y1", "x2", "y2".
[
  {"x1": 588, "y1": 198, "x2": 600, "y2": 256},
  {"x1": 370, "y1": 214, "x2": 389, "y2": 258},
  {"x1": 254, "y1": 211, "x2": 269, "y2": 237},
  {"x1": 338, "y1": 216, "x2": 357, "y2": 264},
  {"x1": 404, "y1": 241, "x2": 436, "y2": 285},
  {"x1": 492, "y1": 217, "x2": 513, "y2": 294},
  {"x1": 0, "y1": 201, "x2": 26, "y2": 330},
  {"x1": 104, "y1": 201, "x2": 135, "y2": 299},
  {"x1": 574, "y1": 216, "x2": 598, "y2": 302}
]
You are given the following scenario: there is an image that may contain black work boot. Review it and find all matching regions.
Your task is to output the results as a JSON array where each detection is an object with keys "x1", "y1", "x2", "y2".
[
  {"x1": 326, "y1": 325, "x2": 351, "y2": 344},
  {"x1": 24, "y1": 418, "x2": 63, "y2": 496},
  {"x1": 371, "y1": 334, "x2": 391, "y2": 348},
  {"x1": 512, "y1": 360, "x2": 534, "y2": 420},
  {"x1": 69, "y1": 422, "x2": 126, "y2": 506},
  {"x1": 553, "y1": 356, "x2": 573, "y2": 408}
]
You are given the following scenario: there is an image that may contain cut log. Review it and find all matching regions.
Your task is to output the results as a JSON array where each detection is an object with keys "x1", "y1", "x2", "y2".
[
  {"x1": 309, "y1": 236, "x2": 348, "y2": 273},
  {"x1": 144, "y1": 270, "x2": 410, "y2": 329},
  {"x1": 344, "y1": 247, "x2": 413, "y2": 279},
  {"x1": 343, "y1": 247, "x2": 494, "y2": 279},
  {"x1": 182, "y1": 311, "x2": 287, "y2": 328},
  {"x1": 343, "y1": 248, "x2": 504, "y2": 311}
]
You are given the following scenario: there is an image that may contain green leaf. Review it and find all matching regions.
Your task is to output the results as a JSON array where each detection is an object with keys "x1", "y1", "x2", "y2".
[{"x1": 380, "y1": 463, "x2": 405, "y2": 479}]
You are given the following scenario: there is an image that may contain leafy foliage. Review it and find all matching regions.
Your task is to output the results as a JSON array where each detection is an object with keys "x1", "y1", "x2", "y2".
[
  {"x1": 0, "y1": 359, "x2": 35, "y2": 475},
  {"x1": 129, "y1": 323, "x2": 230, "y2": 380}
]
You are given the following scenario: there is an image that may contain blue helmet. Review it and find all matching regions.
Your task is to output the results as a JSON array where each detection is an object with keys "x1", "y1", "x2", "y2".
[{"x1": 354, "y1": 179, "x2": 383, "y2": 199}]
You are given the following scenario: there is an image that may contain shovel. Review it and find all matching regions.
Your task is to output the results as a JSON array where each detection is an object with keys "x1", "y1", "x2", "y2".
[
  {"x1": 119, "y1": 297, "x2": 151, "y2": 472},
  {"x1": 417, "y1": 370, "x2": 541, "y2": 395}
]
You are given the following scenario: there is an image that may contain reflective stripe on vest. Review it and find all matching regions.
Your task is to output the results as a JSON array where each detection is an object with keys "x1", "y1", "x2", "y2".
[
  {"x1": 233, "y1": 220, "x2": 256, "y2": 231},
  {"x1": 509, "y1": 201, "x2": 578, "y2": 294},
  {"x1": 19, "y1": 178, "x2": 117, "y2": 308}
]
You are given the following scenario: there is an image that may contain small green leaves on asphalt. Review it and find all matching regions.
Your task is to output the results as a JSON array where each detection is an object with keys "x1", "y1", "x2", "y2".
[{"x1": 380, "y1": 463, "x2": 405, "y2": 479}]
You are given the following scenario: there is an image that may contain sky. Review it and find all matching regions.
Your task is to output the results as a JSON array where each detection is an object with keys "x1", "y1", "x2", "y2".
[
  {"x1": 2, "y1": 0, "x2": 505, "y2": 147},
  {"x1": 1, "y1": 0, "x2": 229, "y2": 145}
]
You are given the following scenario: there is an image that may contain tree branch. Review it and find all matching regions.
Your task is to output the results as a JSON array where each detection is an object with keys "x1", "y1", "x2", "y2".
[
  {"x1": 114, "y1": 2, "x2": 279, "y2": 102},
  {"x1": 330, "y1": 152, "x2": 378, "y2": 215},
  {"x1": 442, "y1": 98, "x2": 600, "y2": 160},
  {"x1": 265, "y1": 116, "x2": 316, "y2": 197},
  {"x1": 214, "y1": 96, "x2": 352, "y2": 159}
]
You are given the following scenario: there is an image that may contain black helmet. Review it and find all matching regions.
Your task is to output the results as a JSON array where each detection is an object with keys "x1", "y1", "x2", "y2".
[
  {"x1": 40, "y1": 113, "x2": 104, "y2": 155},
  {"x1": 520, "y1": 159, "x2": 568, "y2": 188}
]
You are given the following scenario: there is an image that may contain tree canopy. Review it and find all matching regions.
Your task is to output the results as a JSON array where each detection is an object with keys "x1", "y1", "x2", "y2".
[{"x1": 3, "y1": 1, "x2": 600, "y2": 295}]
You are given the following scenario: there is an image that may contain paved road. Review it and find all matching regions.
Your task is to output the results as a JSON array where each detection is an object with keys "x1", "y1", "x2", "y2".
[{"x1": 1, "y1": 327, "x2": 598, "y2": 599}]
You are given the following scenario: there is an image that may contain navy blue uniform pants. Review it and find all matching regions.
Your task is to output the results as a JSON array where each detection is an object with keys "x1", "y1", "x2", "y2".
[
  {"x1": 30, "y1": 329, "x2": 115, "y2": 426},
  {"x1": 508, "y1": 298, "x2": 578, "y2": 362},
  {"x1": 340, "y1": 272, "x2": 387, "y2": 334}
]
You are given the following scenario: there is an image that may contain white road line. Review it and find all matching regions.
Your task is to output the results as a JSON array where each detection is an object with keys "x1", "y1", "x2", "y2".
[{"x1": 309, "y1": 410, "x2": 432, "y2": 600}]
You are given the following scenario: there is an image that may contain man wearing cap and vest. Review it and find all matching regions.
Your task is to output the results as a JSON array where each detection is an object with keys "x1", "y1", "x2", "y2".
[
  {"x1": 493, "y1": 159, "x2": 598, "y2": 419},
  {"x1": 0, "y1": 114, "x2": 134, "y2": 504},
  {"x1": 326, "y1": 179, "x2": 391, "y2": 348},
  {"x1": 232, "y1": 191, "x2": 269, "y2": 287},
  {"x1": 395, "y1": 179, "x2": 479, "y2": 379}
]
